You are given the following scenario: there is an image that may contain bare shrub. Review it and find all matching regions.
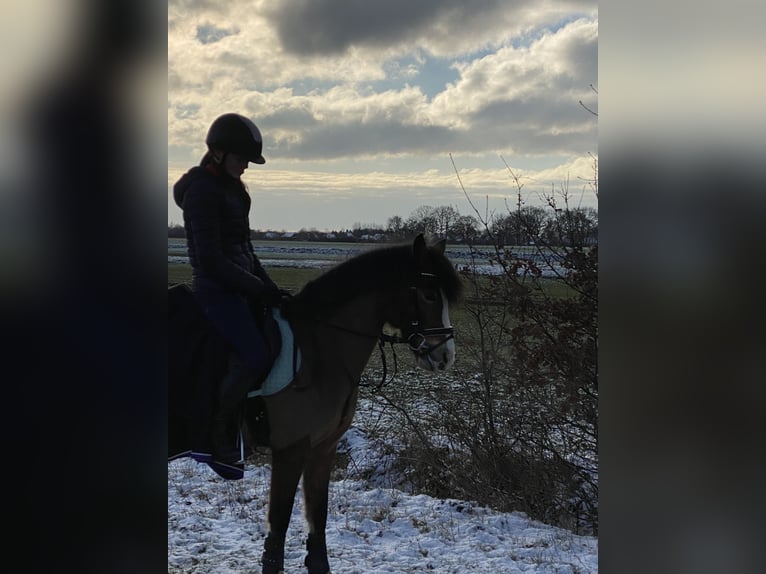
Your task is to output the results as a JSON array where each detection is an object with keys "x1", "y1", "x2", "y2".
[{"x1": 358, "y1": 158, "x2": 598, "y2": 535}]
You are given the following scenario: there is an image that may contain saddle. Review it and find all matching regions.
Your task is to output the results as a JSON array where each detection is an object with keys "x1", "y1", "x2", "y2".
[{"x1": 167, "y1": 284, "x2": 285, "y2": 476}]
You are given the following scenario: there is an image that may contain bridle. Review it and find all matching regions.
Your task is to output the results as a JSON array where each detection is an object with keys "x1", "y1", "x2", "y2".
[
  {"x1": 380, "y1": 272, "x2": 454, "y2": 356},
  {"x1": 372, "y1": 272, "x2": 455, "y2": 387}
]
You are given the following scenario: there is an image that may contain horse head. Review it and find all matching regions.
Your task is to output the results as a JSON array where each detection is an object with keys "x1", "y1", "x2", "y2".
[{"x1": 385, "y1": 234, "x2": 463, "y2": 372}]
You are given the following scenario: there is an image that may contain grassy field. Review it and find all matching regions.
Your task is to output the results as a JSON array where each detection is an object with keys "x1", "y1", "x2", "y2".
[{"x1": 168, "y1": 263, "x2": 323, "y2": 293}]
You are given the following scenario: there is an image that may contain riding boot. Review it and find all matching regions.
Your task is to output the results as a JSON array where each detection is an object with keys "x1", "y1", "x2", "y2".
[{"x1": 210, "y1": 354, "x2": 254, "y2": 464}]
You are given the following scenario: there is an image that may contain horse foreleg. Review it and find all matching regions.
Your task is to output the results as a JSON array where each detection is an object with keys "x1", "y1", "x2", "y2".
[
  {"x1": 262, "y1": 438, "x2": 309, "y2": 574},
  {"x1": 301, "y1": 441, "x2": 337, "y2": 574}
]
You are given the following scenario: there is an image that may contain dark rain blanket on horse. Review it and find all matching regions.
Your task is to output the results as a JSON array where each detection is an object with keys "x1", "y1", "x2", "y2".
[{"x1": 168, "y1": 284, "x2": 301, "y2": 479}]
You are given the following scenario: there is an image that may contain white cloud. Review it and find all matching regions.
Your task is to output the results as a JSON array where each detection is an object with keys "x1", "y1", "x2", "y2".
[
  {"x1": 168, "y1": 0, "x2": 598, "y2": 229},
  {"x1": 431, "y1": 18, "x2": 598, "y2": 125}
]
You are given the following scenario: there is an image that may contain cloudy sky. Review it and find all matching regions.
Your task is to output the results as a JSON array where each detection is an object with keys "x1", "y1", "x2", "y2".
[{"x1": 168, "y1": 0, "x2": 598, "y2": 232}]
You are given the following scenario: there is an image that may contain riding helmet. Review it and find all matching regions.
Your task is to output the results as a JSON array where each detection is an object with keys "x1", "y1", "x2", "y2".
[{"x1": 206, "y1": 113, "x2": 266, "y2": 164}]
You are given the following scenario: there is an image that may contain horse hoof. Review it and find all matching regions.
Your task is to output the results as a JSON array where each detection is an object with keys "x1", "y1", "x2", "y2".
[
  {"x1": 303, "y1": 555, "x2": 332, "y2": 574},
  {"x1": 261, "y1": 548, "x2": 284, "y2": 574}
]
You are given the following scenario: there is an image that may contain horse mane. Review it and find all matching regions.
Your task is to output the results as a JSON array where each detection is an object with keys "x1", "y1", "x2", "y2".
[{"x1": 286, "y1": 240, "x2": 462, "y2": 317}]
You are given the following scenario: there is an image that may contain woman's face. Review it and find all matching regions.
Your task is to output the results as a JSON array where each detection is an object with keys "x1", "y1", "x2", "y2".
[{"x1": 222, "y1": 152, "x2": 249, "y2": 178}]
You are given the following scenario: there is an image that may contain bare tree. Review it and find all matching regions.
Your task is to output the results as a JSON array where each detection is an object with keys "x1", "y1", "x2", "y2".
[
  {"x1": 431, "y1": 205, "x2": 461, "y2": 238},
  {"x1": 386, "y1": 215, "x2": 405, "y2": 240},
  {"x1": 453, "y1": 214, "x2": 480, "y2": 243},
  {"x1": 404, "y1": 205, "x2": 437, "y2": 237}
]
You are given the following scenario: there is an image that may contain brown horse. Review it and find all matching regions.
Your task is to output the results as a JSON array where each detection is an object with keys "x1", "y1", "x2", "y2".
[{"x1": 173, "y1": 234, "x2": 462, "y2": 574}]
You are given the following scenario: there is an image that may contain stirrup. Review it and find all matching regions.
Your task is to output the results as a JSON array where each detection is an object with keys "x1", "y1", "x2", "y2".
[{"x1": 236, "y1": 427, "x2": 245, "y2": 464}]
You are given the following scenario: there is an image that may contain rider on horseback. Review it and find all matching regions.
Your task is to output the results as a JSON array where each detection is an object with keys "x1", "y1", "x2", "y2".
[{"x1": 173, "y1": 113, "x2": 283, "y2": 466}]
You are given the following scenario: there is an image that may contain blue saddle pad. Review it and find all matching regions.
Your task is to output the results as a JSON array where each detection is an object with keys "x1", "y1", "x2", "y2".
[{"x1": 248, "y1": 307, "x2": 301, "y2": 397}]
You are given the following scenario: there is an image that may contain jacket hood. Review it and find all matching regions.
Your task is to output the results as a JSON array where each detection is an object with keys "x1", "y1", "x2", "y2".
[{"x1": 173, "y1": 166, "x2": 209, "y2": 208}]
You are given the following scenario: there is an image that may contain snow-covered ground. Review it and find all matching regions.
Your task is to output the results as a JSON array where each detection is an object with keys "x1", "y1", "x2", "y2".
[{"x1": 168, "y1": 423, "x2": 598, "y2": 573}]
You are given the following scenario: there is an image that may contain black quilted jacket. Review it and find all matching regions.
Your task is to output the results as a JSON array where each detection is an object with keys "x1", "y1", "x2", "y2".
[{"x1": 173, "y1": 163, "x2": 277, "y2": 297}]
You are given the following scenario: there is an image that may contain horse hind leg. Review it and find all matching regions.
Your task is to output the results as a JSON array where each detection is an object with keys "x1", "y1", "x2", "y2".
[
  {"x1": 262, "y1": 438, "x2": 310, "y2": 574},
  {"x1": 302, "y1": 441, "x2": 338, "y2": 574}
]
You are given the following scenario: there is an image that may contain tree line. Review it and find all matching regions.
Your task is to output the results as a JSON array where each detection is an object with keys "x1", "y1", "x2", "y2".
[{"x1": 168, "y1": 204, "x2": 597, "y2": 247}]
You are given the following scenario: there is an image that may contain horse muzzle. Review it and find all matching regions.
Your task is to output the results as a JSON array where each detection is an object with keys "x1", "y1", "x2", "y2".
[{"x1": 408, "y1": 328, "x2": 456, "y2": 372}]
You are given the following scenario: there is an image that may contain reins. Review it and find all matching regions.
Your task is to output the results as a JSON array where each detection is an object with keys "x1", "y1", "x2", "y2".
[{"x1": 368, "y1": 334, "x2": 400, "y2": 390}]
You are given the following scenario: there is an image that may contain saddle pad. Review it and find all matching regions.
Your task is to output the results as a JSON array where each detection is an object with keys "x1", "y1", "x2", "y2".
[{"x1": 249, "y1": 308, "x2": 302, "y2": 397}]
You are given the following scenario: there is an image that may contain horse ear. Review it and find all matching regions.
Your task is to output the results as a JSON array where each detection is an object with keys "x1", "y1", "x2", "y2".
[
  {"x1": 434, "y1": 238, "x2": 446, "y2": 255},
  {"x1": 413, "y1": 233, "x2": 426, "y2": 260}
]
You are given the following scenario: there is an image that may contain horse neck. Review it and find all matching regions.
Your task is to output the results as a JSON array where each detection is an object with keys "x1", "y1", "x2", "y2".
[
  {"x1": 324, "y1": 290, "x2": 389, "y2": 340},
  {"x1": 295, "y1": 290, "x2": 391, "y2": 376}
]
